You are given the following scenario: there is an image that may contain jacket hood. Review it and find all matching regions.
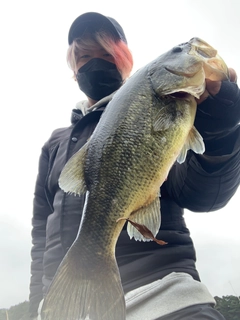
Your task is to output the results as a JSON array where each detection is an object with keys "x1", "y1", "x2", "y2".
[{"x1": 71, "y1": 92, "x2": 116, "y2": 124}]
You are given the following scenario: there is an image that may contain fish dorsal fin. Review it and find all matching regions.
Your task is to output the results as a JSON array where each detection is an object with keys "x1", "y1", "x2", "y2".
[
  {"x1": 177, "y1": 126, "x2": 205, "y2": 164},
  {"x1": 127, "y1": 195, "x2": 161, "y2": 241},
  {"x1": 153, "y1": 108, "x2": 174, "y2": 131},
  {"x1": 58, "y1": 142, "x2": 88, "y2": 195}
]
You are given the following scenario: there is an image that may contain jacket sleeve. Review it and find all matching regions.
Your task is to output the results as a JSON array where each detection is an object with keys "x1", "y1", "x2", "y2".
[
  {"x1": 29, "y1": 142, "x2": 53, "y2": 319},
  {"x1": 165, "y1": 80, "x2": 240, "y2": 212}
]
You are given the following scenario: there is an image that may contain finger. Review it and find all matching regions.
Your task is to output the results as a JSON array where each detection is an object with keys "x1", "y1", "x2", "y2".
[
  {"x1": 197, "y1": 89, "x2": 209, "y2": 104},
  {"x1": 205, "y1": 79, "x2": 221, "y2": 96},
  {"x1": 228, "y1": 68, "x2": 237, "y2": 83}
]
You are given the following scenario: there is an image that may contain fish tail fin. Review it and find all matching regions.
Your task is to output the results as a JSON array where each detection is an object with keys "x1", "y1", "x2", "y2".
[{"x1": 41, "y1": 246, "x2": 125, "y2": 320}]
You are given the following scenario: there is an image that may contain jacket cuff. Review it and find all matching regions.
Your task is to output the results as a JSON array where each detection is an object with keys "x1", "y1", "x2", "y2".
[{"x1": 213, "y1": 81, "x2": 239, "y2": 105}]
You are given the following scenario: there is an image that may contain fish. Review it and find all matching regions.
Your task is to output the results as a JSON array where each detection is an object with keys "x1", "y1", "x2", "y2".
[{"x1": 41, "y1": 37, "x2": 229, "y2": 320}]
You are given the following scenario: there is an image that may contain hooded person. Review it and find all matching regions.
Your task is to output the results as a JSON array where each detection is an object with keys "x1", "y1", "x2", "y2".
[{"x1": 29, "y1": 11, "x2": 240, "y2": 320}]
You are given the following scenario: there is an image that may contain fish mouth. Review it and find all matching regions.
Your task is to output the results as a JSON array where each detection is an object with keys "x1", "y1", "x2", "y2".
[
  {"x1": 168, "y1": 91, "x2": 192, "y2": 99},
  {"x1": 164, "y1": 87, "x2": 204, "y2": 100},
  {"x1": 163, "y1": 66, "x2": 205, "y2": 99}
]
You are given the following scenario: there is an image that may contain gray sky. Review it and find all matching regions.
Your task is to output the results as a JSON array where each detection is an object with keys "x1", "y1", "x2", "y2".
[{"x1": 0, "y1": 0, "x2": 240, "y2": 309}]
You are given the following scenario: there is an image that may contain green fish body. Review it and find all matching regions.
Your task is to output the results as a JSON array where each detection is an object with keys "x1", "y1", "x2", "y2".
[{"x1": 41, "y1": 38, "x2": 229, "y2": 320}]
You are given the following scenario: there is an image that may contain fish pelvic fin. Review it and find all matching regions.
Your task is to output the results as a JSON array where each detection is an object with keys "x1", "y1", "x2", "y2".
[
  {"x1": 59, "y1": 142, "x2": 88, "y2": 195},
  {"x1": 41, "y1": 245, "x2": 125, "y2": 320},
  {"x1": 177, "y1": 126, "x2": 205, "y2": 164},
  {"x1": 127, "y1": 195, "x2": 161, "y2": 242}
]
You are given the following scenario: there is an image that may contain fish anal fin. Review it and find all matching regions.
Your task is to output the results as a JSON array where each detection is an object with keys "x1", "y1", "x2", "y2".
[
  {"x1": 127, "y1": 196, "x2": 161, "y2": 242},
  {"x1": 123, "y1": 218, "x2": 167, "y2": 246},
  {"x1": 177, "y1": 126, "x2": 205, "y2": 164},
  {"x1": 59, "y1": 142, "x2": 89, "y2": 195}
]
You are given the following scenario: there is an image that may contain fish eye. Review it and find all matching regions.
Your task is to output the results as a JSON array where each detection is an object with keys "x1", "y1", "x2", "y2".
[{"x1": 172, "y1": 46, "x2": 183, "y2": 53}]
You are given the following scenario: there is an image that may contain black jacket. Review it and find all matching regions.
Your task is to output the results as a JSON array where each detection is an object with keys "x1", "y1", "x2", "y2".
[{"x1": 29, "y1": 81, "x2": 240, "y2": 319}]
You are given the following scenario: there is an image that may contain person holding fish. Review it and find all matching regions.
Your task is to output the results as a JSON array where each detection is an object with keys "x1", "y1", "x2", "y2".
[{"x1": 29, "y1": 12, "x2": 240, "y2": 320}]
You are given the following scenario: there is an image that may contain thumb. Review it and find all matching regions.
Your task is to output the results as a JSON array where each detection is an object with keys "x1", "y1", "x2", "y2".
[{"x1": 228, "y1": 68, "x2": 237, "y2": 83}]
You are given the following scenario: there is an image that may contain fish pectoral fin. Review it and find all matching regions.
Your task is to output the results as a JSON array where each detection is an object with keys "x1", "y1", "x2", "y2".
[
  {"x1": 153, "y1": 108, "x2": 174, "y2": 131},
  {"x1": 177, "y1": 126, "x2": 205, "y2": 164},
  {"x1": 41, "y1": 244, "x2": 125, "y2": 320},
  {"x1": 59, "y1": 142, "x2": 88, "y2": 195},
  {"x1": 127, "y1": 196, "x2": 161, "y2": 242}
]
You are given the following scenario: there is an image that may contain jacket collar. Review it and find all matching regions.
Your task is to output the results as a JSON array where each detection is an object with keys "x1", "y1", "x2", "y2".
[{"x1": 71, "y1": 91, "x2": 116, "y2": 124}]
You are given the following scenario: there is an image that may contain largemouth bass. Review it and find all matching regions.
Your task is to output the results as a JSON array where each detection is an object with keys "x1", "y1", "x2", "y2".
[{"x1": 41, "y1": 37, "x2": 229, "y2": 320}]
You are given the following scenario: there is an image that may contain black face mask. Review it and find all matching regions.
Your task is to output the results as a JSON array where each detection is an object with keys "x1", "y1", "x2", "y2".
[{"x1": 76, "y1": 58, "x2": 123, "y2": 101}]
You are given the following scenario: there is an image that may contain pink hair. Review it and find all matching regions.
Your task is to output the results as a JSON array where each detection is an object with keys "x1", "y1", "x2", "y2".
[
  {"x1": 96, "y1": 34, "x2": 133, "y2": 80},
  {"x1": 67, "y1": 32, "x2": 133, "y2": 80}
]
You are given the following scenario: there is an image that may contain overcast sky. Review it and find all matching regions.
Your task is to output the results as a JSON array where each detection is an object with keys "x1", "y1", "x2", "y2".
[{"x1": 0, "y1": 0, "x2": 240, "y2": 309}]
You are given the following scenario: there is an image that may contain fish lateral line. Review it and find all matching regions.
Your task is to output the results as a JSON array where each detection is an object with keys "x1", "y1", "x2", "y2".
[{"x1": 116, "y1": 218, "x2": 168, "y2": 246}]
